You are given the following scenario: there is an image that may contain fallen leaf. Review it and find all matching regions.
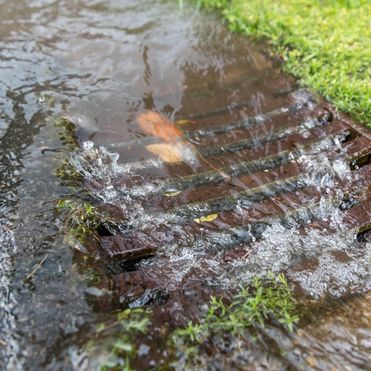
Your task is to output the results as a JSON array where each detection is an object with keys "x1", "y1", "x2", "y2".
[
  {"x1": 137, "y1": 111, "x2": 184, "y2": 143},
  {"x1": 175, "y1": 119, "x2": 195, "y2": 126},
  {"x1": 164, "y1": 190, "x2": 182, "y2": 197},
  {"x1": 305, "y1": 356, "x2": 317, "y2": 368},
  {"x1": 194, "y1": 213, "x2": 219, "y2": 223},
  {"x1": 146, "y1": 143, "x2": 183, "y2": 163}
]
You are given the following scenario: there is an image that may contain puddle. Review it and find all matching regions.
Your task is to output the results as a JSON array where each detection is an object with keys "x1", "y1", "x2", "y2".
[{"x1": 0, "y1": 0, "x2": 370, "y2": 370}]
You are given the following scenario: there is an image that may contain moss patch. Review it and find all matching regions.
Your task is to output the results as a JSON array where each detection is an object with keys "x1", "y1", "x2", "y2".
[
  {"x1": 199, "y1": 0, "x2": 371, "y2": 127},
  {"x1": 56, "y1": 199, "x2": 102, "y2": 242},
  {"x1": 56, "y1": 158, "x2": 83, "y2": 183},
  {"x1": 54, "y1": 116, "x2": 80, "y2": 150}
]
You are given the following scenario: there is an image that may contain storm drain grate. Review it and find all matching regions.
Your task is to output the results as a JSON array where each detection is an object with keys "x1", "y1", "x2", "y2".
[
  {"x1": 87, "y1": 92, "x2": 370, "y2": 255},
  {"x1": 73, "y1": 86, "x2": 370, "y2": 312}
]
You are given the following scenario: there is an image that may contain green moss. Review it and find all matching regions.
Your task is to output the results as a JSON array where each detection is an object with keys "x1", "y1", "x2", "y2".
[
  {"x1": 199, "y1": 0, "x2": 371, "y2": 127},
  {"x1": 56, "y1": 199, "x2": 102, "y2": 242},
  {"x1": 172, "y1": 273, "x2": 298, "y2": 348},
  {"x1": 56, "y1": 198, "x2": 123, "y2": 244},
  {"x1": 55, "y1": 158, "x2": 83, "y2": 182},
  {"x1": 54, "y1": 116, "x2": 80, "y2": 150}
]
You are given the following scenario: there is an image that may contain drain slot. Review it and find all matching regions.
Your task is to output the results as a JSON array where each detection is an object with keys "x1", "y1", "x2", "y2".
[
  {"x1": 350, "y1": 152, "x2": 371, "y2": 170},
  {"x1": 356, "y1": 227, "x2": 371, "y2": 243}
]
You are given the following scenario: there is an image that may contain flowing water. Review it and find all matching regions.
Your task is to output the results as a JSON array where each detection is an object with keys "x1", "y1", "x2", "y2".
[{"x1": 0, "y1": 0, "x2": 370, "y2": 370}]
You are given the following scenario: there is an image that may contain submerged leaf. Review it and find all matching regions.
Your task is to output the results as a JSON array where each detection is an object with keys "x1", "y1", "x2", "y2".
[
  {"x1": 137, "y1": 111, "x2": 184, "y2": 143},
  {"x1": 146, "y1": 143, "x2": 184, "y2": 163},
  {"x1": 194, "y1": 213, "x2": 219, "y2": 223}
]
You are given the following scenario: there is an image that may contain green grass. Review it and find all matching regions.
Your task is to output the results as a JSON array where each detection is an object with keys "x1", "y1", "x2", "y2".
[
  {"x1": 84, "y1": 274, "x2": 297, "y2": 369},
  {"x1": 172, "y1": 273, "x2": 298, "y2": 348},
  {"x1": 85, "y1": 308, "x2": 151, "y2": 371},
  {"x1": 100, "y1": 308, "x2": 151, "y2": 371},
  {"x1": 198, "y1": 0, "x2": 371, "y2": 127}
]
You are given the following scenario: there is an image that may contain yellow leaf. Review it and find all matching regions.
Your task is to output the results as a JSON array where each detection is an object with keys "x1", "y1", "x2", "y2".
[
  {"x1": 176, "y1": 119, "x2": 194, "y2": 126},
  {"x1": 164, "y1": 190, "x2": 182, "y2": 197},
  {"x1": 194, "y1": 213, "x2": 219, "y2": 223}
]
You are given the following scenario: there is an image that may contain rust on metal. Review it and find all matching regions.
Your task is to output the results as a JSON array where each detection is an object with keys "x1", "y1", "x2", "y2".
[
  {"x1": 91, "y1": 89, "x2": 370, "y2": 261},
  {"x1": 73, "y1": 61, "x2": 371, "y2": 331}
]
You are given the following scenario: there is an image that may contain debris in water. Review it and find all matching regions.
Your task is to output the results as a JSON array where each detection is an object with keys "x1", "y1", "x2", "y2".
[
  {"x1": 138, "y1": 111, "x2": 199, "y2": 166},
  {"x1": 146, "y1": 143, "x2": 184, "y2": 163},
  {"x1": 137, "y1": 111, "x2": 184, "y2": 143},
  {"x1": 194, "y1": 213, "x2": 219, "y2": 223},
  {"x1": 25, "y1": 254, "x2": 48, "y2": 282}
]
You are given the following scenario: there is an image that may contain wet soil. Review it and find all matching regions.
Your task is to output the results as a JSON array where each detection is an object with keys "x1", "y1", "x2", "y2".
[{"x1": 0, "y1": 0, "x2": 370, "y2": 370}]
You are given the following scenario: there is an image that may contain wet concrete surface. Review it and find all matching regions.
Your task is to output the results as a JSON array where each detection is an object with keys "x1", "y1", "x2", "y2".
[{"x1": 0, "y1": 0, "x2": 370, "y2": 370}]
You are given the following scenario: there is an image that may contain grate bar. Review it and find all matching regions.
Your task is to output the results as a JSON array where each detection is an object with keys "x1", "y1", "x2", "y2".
[
  {"x1": 119, "y1": 130, "x2": 350, "y2": 198},
  {"x1": 101, "y1": 194, "x2": 370, "y2": 261}
]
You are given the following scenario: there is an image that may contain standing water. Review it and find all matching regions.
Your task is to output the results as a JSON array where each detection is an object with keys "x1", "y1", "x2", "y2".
[{"x1": 0, "y1": 0, "x2": 370, "y2": 370}]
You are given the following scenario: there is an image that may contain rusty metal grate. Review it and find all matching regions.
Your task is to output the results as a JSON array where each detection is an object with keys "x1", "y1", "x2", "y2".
[
  {"x1": 76, "y1": 86, "x2": 371, "y2": 313},
  {"x1": 94, "y1": 94, "x2": 370, "y2": 254}
]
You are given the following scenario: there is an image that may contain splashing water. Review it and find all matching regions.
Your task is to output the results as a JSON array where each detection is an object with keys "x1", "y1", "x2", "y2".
[{"x1": 71, "y1": 132, "x2": 369, "y2": 300}]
